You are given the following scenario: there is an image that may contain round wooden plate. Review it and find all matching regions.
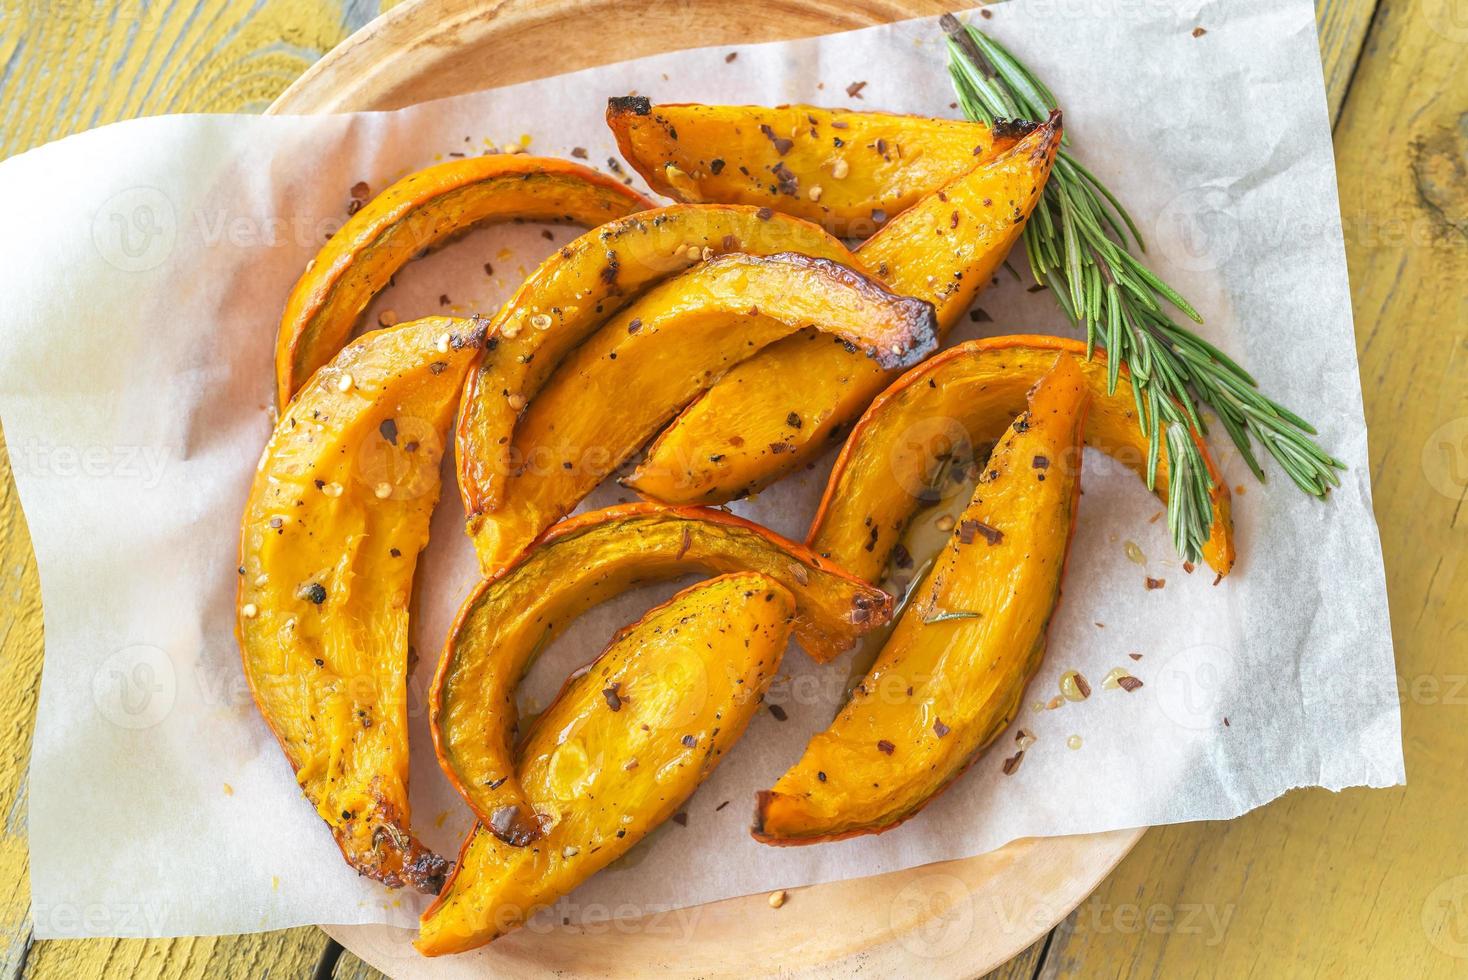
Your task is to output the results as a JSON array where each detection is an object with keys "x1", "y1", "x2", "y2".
[{"x1": 269, "y1": 1, "x2": 1143, "y2": 975}]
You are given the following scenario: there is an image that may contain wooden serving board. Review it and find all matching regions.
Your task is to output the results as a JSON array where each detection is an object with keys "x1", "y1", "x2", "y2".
[{"x1": 269, "y1": 1, "x2": 1143, "y2": 975}]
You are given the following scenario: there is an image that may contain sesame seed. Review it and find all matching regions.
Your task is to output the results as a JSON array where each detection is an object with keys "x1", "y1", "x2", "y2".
[
  {"x1": 241, "y1": 603, "x2": 259, "y2": 618},
  {"x1": 562, "y1": 846, "x2": 579, "y2": 858},
  {"x1": 436, "y1": 334, "x2": 451, "y2": 353},
  {"x1": 336, "y1": 373, "x2": 354, "y2": 392},
  {"x1": 701, "y1": 246, "x2": 713, "y2": 261},
  {"x1": 253, "y1": 573, "x2": 269, "y2": 587},
  {"x1": 377, "y1": 310, "x2": 398, "y2": 327},
  {"x1": 500, "y1": 321, "x2": 522, "y2": 339},
  {"x1": 322, "y1": 482, "x2": 343, "y2": 497},
  {"x1": 768, "y1": 890, "x2": 787, "y2": 909},
  {"x1": 808, "y1": 185, "x2": 823, "y2": 201},
  {"x1": 530, "y1": 313, "x2": 553, "y2": 331},
  {"x1": 507, "y1": 392, "x2": 527, "y2": 410},
  {"x1": 374, "y1": 483, "x2": 392, "y2": 499},
  {"x1": 831, "y1": 158, "x2": 850, "y2": 179}
]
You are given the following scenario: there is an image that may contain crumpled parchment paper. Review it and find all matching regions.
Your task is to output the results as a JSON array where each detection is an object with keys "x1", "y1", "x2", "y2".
[{"x1": 0, "y1": 0, "x2": 1400, "y2": 939}]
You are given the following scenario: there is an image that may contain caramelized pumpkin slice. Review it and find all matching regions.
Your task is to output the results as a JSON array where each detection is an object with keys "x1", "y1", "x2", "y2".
[
  {"x1": 419, "y1": 573, "x2": 794, "y2": 955},
  {"x1": 627, "y1": 113, "x2": 1062, "y2": 504},
  {"x1": 275, "y1": 156, "x2": 649, "y2": 407},
  {"x1": 755, "y1": 354, "x2": 1090, "y2": 844},
  {"x1": 810, "y1": 336, "x2": 1235, "y2": 581},
  {"x1": 434, "y1": 503, "x2": 891, "y2": 842},
  {"x1": 467, "y1": 251, "x2": 937, "y2": 571},
  {"x1": 456, "y1": 204, "x2": 862, "y2": 516},
  {"x1": 607, "y1": 98, "x2": 1028, "y2": 235},
  {"x1": 238, "y1": 315, "x2": 485, "y2": 892}
]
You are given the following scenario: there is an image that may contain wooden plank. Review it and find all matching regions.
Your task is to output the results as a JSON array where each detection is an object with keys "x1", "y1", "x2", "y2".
[
  {"x1": 1315, "y1": 0, "x2": 1381, "y2": 122},
  {"x1": 1038, "y1": 1, "x2": 1468, "y2": 974}
]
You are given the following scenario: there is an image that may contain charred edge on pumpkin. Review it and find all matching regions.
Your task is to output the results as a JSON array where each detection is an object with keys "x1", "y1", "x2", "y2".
[
  {"x1": 608, "y1": 95, "x2": 652, "y2": 117},
  {"x1": 756, "y1": 252, "x2": 939, "y2": 370}
]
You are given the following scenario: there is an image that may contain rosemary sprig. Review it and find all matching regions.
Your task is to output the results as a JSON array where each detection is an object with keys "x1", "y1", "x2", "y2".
[{"x1": 940, "y1": 14, "x2": 1344, "y2": 562}]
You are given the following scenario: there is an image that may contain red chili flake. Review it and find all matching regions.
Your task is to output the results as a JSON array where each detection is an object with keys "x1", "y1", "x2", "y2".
[
  {"x1": 676, "y1": 525, "x2": 692, "y2": 560},
  {"x1": 1002, "y1": 751, "x2": 1025, "y2": 775},
  {"x1": 768, "y1": 704, "x2": 788, "y2": 721},
  {"x1": 1117, "y1": 676, "x2": 1144, "y2": 692},
  {"x1": 769, "y1": 442, "x2": 790, "y2": 454},
  {"x1": 379, "y1": 418, "x2": 398, "y2": 445},
  {"x1": 760, "y1": 124, "x2": 794, "y2": 156},
  {"x1": 980, "y1": 7, "x2": 992, "y2": 17},
  {"x1": 602, "y1": 684, "x2": 623, "y2": 711},
  {"x1": 725, "y1": 51, "x2": 738, "y2": 63},
  {"x1": 349, "y1": 181, "x2": 370, "y2": 200},
  {"x1": 1192, "y1": 26, "x2": 1207, "y2": 37},
  {"x1": 570, "y1": 147, "x2": 588, "y2": 159},
  {"x1": 1032, "y1": 455, "x2": 1050, "y2": 470},
  {"x1": 933, "y1": 718, "x2": 950, "y2": 738},
  {"x1": 438, "y1": 293, "x2": 451, "y2": 307},
  {"x1": 950, "y1": 210, "x2": 960, "y2": 229},
  {"x1": 756, "y1": 207, "x2": 773, "y2": 221},
  {"x1": 846, "y1": 81, "x2": 867, "y2": 98},
  {"x1": 1129, "y1": 652, "x2": 1143, "y2": 661},
  {"x1": 876, "y1": 740, "x2": 895, "y2": 755},
  {"x1": 1145, "y1": 577, "x2": 1166, "y2": 590},
  {"x1": 346, "y1": 199, "x2": 363, "y2": 215},
  {"x1": 1183, "y1": 561, "x2": 1196, "y2": 574},
  {"x1": 892, "y1": 542, "x2": 913, "y2": 570}
]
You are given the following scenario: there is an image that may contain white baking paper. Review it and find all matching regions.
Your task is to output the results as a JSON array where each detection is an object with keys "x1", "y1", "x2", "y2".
[{"x1": 0, "y1": 0, "x2": 1400, "y2": 941}]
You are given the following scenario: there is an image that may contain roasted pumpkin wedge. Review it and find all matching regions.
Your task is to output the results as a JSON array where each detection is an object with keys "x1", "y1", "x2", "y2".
[
  {"x1": 809, "y1": 336, "x2": 1235, "y2": 581},
  {"x1": 754, "y1": 353, "x2": 1090, "y2": 845},
  {"x1": 434, "y1": 503, "x2": 891, "y2": 843},
  {"x1": 467, "y1": 251, "x2": 938, "y2": 571},
  {"x1": 626, "y1": 113, "x2": 1062, "y2": 505},
  {"x1": 238, "y1": 315, "x2": 486, "y2": 892},
  {"x1": 606, "y1": 97, "x2": 1031, "y2": 235},
  {"x1": 274, "y1": 155, "x2": 650, "y2": 407},
  {"x1": 456, "y1": 203, "x2": 863, "y2": 517},
  {"x1": 419, "y1": 573, "x2": 794, "y2": 955}
]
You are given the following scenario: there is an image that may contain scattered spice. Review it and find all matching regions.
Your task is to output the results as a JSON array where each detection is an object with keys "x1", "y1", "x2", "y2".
[
  {"x1": 1129, "y1": 652, "x2": 1143, "y2": 661},
  {"x1": 725, "y1": 51, "x2": 738, "y2": 63},
  {"x1": 1145, "y1": 576, "x2": 1166, "y2": 590},
  {"x1": 768, "y1": 703, "x2": 788, "y2": 721},
  {"x1": 876, "y1": 739, "x2": 895, "y2": 755},
  {"x1": 1124, "y1": 540, "x2": 1146, "y2": 565},
  {"x1": 378, "y1": 418, "x2": 398, "y2": 445},
  {"x1": 602, "y1": 684, "x2": 623, "y2": 711},
  {"x1": 681, "y1": 734, "x2": 697, "y2": 748},
  {"x1": 672, "y1": 812, "x2": 688, "y2": 827},
  {"x1": 760, "y1": 124, "x2": 794, "y2": 155},
  {"x1": 933, "y1": 718, "x2": 950, "y2": 738},
  {"x1": 845, "y1": 80, "x2": 867, "y2": 98},
  {"x1": 769, "y1": 889, "x2": 787, "y2": 909},
  {"x1": 349, "y1": 181, "x2": 370, "y2": 201},
  {"x1": 377, "y1": 310, "x2": 398, "y2": 327},
  {"x1": 1118, "y1": 675, "x2": 1144, "y2": 693},
  {"x1": 570, "y1": 147, "x2": 588, "y2": 159},
  {"x1": 1192, "y1": 26, "x2": 1208, "y2": 38},
  {"x1": 1001, "y1": 751, "x2": 1025, "y2": 775}
]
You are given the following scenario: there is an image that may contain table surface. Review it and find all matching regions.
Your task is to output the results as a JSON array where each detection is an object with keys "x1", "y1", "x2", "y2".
[{"x1": 0, "y1": 0, "x2": 1463, "y2": 976}]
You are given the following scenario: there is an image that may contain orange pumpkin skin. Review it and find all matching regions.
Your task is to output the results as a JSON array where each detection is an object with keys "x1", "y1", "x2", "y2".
[
  {"x1": 755, "y1": 353, "x2": 1091, "y2": 845},
  {"x1": 275, "y1": 155, "x2": 650, "y2": 407}
]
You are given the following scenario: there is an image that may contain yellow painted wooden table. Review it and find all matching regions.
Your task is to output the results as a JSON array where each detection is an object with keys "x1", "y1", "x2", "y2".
[{"x1": 0, "y1": 1, "x2": 1463, "y2": 976}]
